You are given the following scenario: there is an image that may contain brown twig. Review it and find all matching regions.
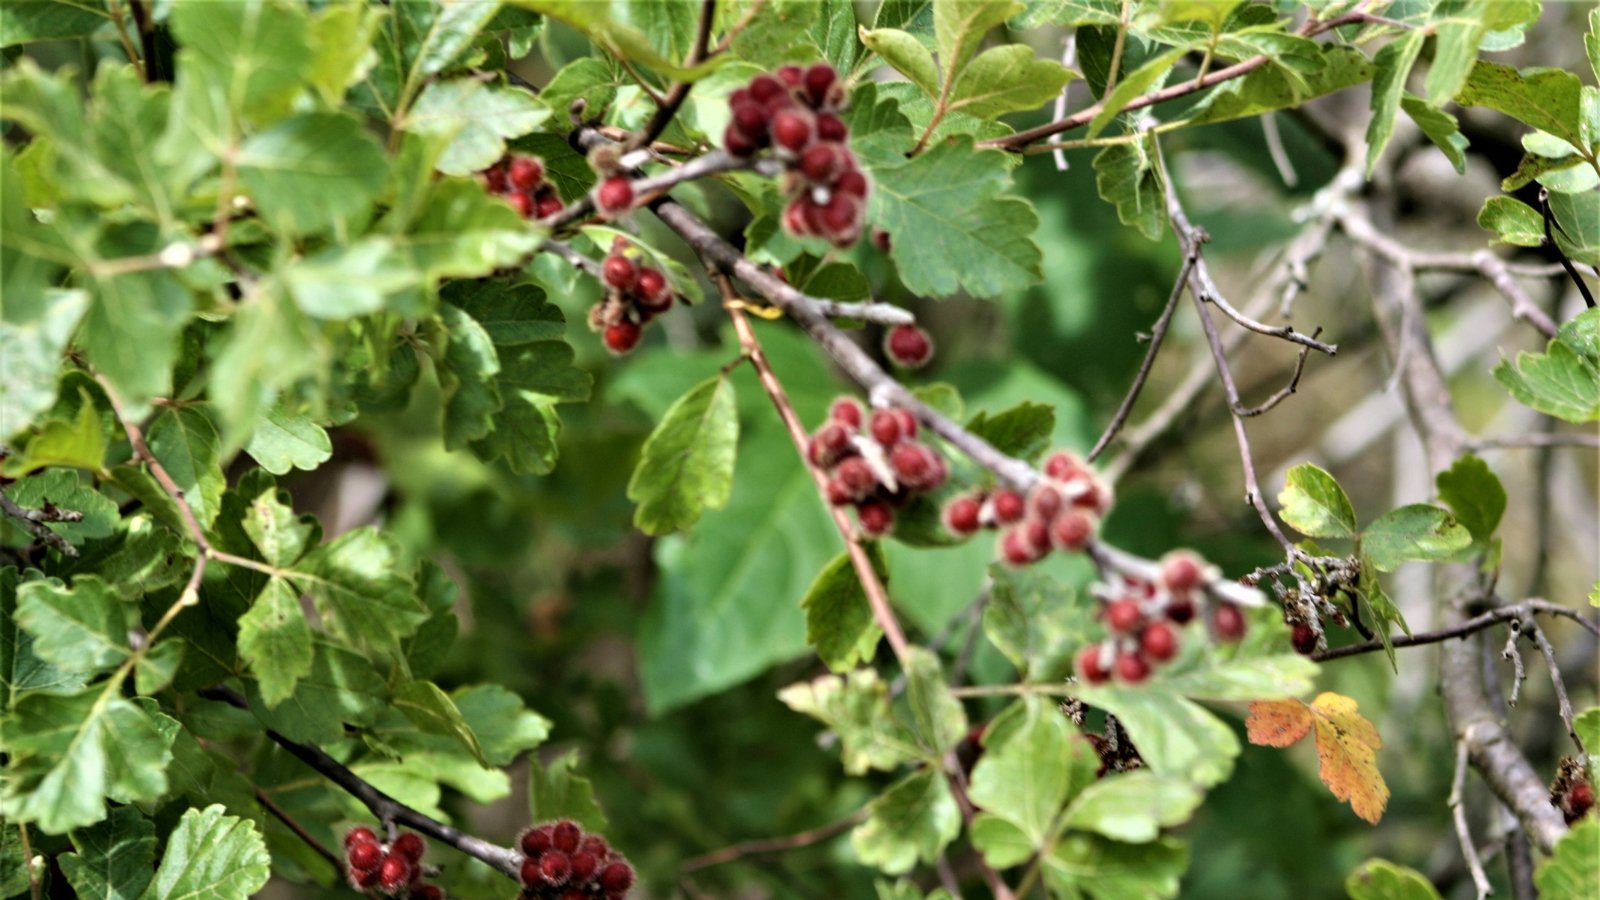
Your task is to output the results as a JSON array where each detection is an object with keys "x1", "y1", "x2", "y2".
[
  {"x1": 625, "y1": 0, "x2": 718, "y2": 151},
  {"x1": 1526, "y1": 618, "x2": 1584, "y2": 755},
  {"x1": 0, "y1": 489, "x2": 84, "y2": 557},
  {"x1": 255, "y1": 785, "x2": 342, "y2": 872},
  {"x1": 1470, "y1": 433, "x2": 1600, "y2": 450},
  {"x1": 1233, "y1": 327, "x2": 1320, "y2": 418},
  {"x1": 1449, "y1": 740, "x2": 1494, "y2": 900},
  {"x1": 1312, "y1": 599, "x2": 1598, "y2": 662},
  {"x1": 679, "y1": 810, "x2": 865, "y2": 874}
]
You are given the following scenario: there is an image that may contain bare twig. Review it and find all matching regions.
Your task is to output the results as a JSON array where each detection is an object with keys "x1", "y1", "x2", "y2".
[
  {"x1": 679, "y1": 810, "x2": 865, "y2": 874},
  {"x1": 1449, "y1": 740, "x2": 1495, "y2": 900},
  {"x1": 1539, "y1": 187, "x2": 1597, "y2": 309},
  {"x1": 1313, "y1": 599, "x2": 1598, "y2": 662},
  {"x1": 255, "y1": 785, "x2": 342, "y2": 872},
  {"x1": 1526, "y1": 619, "x2": 1584, "y2": 755},
  {"x1": 1470, "y1": 432, "x2": 1600, "y2": 450},
  {"x1": 1501, "y1": 622, "x2": 1526, "y2": 708},
  {"x1": 1234, "y1": 327, "x2": 1321, "y2": 417},
  {"x1": 0, "y1": 489, "x2": 84, "y2": 557},
  {"x1": 625, "y1": 0, "x2": 718, "y2": 151}
]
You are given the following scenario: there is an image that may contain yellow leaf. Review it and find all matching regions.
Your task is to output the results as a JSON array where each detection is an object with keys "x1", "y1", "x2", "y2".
[{"x1": 1247, "y1": 692, "x2": 1389, "y2": 824}]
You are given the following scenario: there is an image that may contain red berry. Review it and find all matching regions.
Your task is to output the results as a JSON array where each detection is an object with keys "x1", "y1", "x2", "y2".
[
  {"x1": 818, "y1": 192, "x2": 860, "y2": 239},
  {"x1": 776, "y1": 64, "x2": 804, "y2": 87},
  {"x1": 1028, "y1": 483, "x2": 1063, "y2": 521},
  {"x1": 535, "y1": 192, "x2": 565, "y2": 219},
  {"x1": 1141, "y1": 621, "x2": 1179, "y2": 662},
  {"x1": 379, "y1": 854, "x2": 413, "y2": 892},
  {"x1": 1291, "y1": 622, "x2": 1318, "y2": 655},
  {"x1": 889, "y1": 408, "x2": 918, "y2": 439},
  {"x1": 770, "y1": 108, "x2": 813, "y2": 151},
  {"x1": 800, "y1": 143, "x2": 841, "y2": 182},
  {"x1": 1070, "y1": 475, "x2": 1112, "y2": 516},
  {"x1": 1000, "y1": 527, "x2": 1038, "y2": 566},
  {"x1": 570, "y1": 850, "x2": 600, "y2": 882},
  {"x1": 596, "y1": 177, "x2": 634, "y2": 215},
  {"x1": 816, "y1": 112, "x2": 847, "y2": 141},
  {"x1": 541, "y1": 849, "x2": 573, "y2": 885},
  {"x1": 599, "y1": 862, "x2": 635, "y2": 893},
  {"x1": 1166, "y1": 596, "x2": 1196, "y2": 624},
  {"x1": 508, "y1": 190, "x2": 535, "y2": 218},
  {"x1": 725, "y1": 122, "x2": 761, "y2": 157},
  {"x1": 1568, "y1": 782, "x2": 1595, "y2": 822},
  {"x1": 602, "y1": 254, "x2": 638, "y2": 291},
  {"x1": 804, "y1": 64, "x2": 837, "y2": 107},
  {"x1": 884, "y1": 324, "x2": 933, "y2": 368},
  {"x1": 579, "y1": 835, "x2": 610, "y2": 858},
  {"x1": 1022, "y1": 517, "x2": 1052, "y2": 554},
  {"x1": 750, "y1": 74, "x2": 785, "y2": 102},
  {"x1": 1105, "y1": 598, "x2": 1142, "y2": 633},
  {"x1": 392, "y1": 832, "x2": 425, "y2": 863},
  {"x1": 1077, "y1": 645, "x2": 1112, "y2": 684},
  {"x1": 891, "y1": 444, "x2": 942, "y2": 490},
  {"x1": 856, "y1": 500, "x2": 894, "y2": 536},
  {"x1": 510, "y1": 155, "x2": 543, "y2": 190},
  {"x1": 1043, "y1": 451, "x2": 1084, "y2": 481},
  {"x1": 782, "y1": 198, "x2": 815, "y2": 236},
  {"x1": 869, "y1": 409, "x2": 904, "y2": 446},
  {"x1": 834, "y1": 457, "x2": 878, "y2": 499},
  {"x1": 992, "y1": 490, "x2": 1026, "y2": 525},
  {"x1": 825, "y1": 477, "x2": 854, "y2": 506},
  {"x1": 1050, "y1": 509, "x2": 1096, "y2": 551},
  {"x1": 346, "y1": 827, "x2": 380, "y2": 848},
  {"x1": 521, "y1": 825, "x2": 554, "y2": 857},
  {"x1": 520, "y1": 856, "x2": 542, "y2": 885},
  {"x1": 410, "y1": 886, "x2": 443, "y2": 900},
  {"x1": 352, "y1": 866, "x2": 382, "y2": 889},
  {"x1": 349, "y1": 840, "x2": 383, "y2": 871},
  {"x1": 603, "y1": 320, "x2": 643, "y2": 354},
  {"x1": 1213, "y1": 603, "x2": 1247, "y2": 641},
  {"x1": 1115, "y1": 651, "x2": 1151, "y2": 683},
  {"x1": 1160, "y1": 552, "x2": 1206, "y2": 592},
  {"x1": 485, "y1": 163, "x2": 510, "y2": 193},
  {"x1": 635, "y1": 267, "x2": 673, "y2": 312},
  {"x1": 829, "y1": 397, "x2": 863, "y2": 429},
  {"x1": 835, "y1": 168, "x2": 868, "y2": 197},
  {"x1": 808, "y1": 421, "x2": 855, "y2": 467},
  {"x1": 551, "y1": 821, "x2": 582, "y2": 853},
  {"x1": 944, "y1": 497, "x2": 982, "y2": 535}
]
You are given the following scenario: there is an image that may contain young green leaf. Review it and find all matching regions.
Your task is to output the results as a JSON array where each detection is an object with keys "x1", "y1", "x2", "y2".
[
  {"x1": 778, "y1": 669, "x2": 920, "y2": 775},
  {"x1": 1366, "y1": 31, "x2": 1426, "y2": 175},
  {"x1": 1495, "y1": 338, "x2": 1600, "y2": 423},
  {"x1": 394, "y1": 679, "x2": 489, "y2": 766},
  {"x1": 1435, "y1": 455, "x2": 1506, "y2": 544},
  {"x1": 59, "y1": 806, "x2": 156, "y2": 900},
  {"x1": 147, "y1": 406, "x2": 226, "y2": 528},
  {"x1": 402, "y1": 80, "x2": 549, "y2": 176},
  {"x1": 1040, "y1": 834, "x2": 1189, "y2": 899},
  {"x1": 852, "y1": 768, "x2": 961, "y2": 875},
  {"x1": 903, "y1": 646, "x2": 968, "y2": 758},
  {"x1": 933, "y1": 0, "x2": 1021, "y2": 86},
  {"x1": 968, "y1": 696, "x2": 1097, "y2": 847},
  {"x1": 1061, "y1": 770, "x2": 1204, "y2": 843},
  {"x1": 802, "y1": 549, "x2": 886, "y2": 671},
  {"x1": 1457, "y1": 62, "x2": 1586, "y2": 152},
  {"x1": 237, "y1": 113, "x2": 389, "y2": 237},
  {"x1": 1549, "y1": 188, "x2": 1600, "y2": 266},
  {"x1": 1278, "y1": 463, "x2": 1358, "y2": 539},
  {"x1": 236, "y1": 578, "x2": 313, "y2": 708},
  {"x1": 947, "y1": 45, "x2": 1074, "y2": 118},
  {"x1": 628, "y1": 374, "x2": 740, "y2": 535},
  {"x1": 530, "y1": 749, "x2": 609, "y2": 831},
  {"x1": 143, "y1": 805, "x2": 270, "y2": 900},
  {"x1": 1360, "y1": 504, "x2": 1472, "y2": 572},
  {"x1": 1093, "y1": 138, "x2": 1167, "y2": 241},
  {"x1": 1477, "y1": 196, "x2": 1545, "y2": 248},
  {"x1": 1345, "y1": 858, "x2": 1444, "y2": 900},
  {"x1": 860, "y1": 27, "x2": 940, "y2": 100},
  {"x1": 293, "y1": 528, "x2": 428, "y2": 652}
]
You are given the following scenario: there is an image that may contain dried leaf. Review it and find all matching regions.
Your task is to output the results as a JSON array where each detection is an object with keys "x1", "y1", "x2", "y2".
[
  {"x1": 1245, "y1": 698, "x2": 1313, "y2": 748},
  {"x1": 1247, "y1": 692, "x2": 1389, "y2": 824}
]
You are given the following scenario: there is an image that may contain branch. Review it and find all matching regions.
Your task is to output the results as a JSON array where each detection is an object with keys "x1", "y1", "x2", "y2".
[
  {"x1": 255, "y1": 785, "x2": 342, "y2": 873},
  {"x1": 624, "y1": 0, "x2": 717, "y2": 151},
  {"x1": 1449, "y1": 740, "x2": 1494, "y2": 900},
  {"x1": 1470, "y1": 432, "x2": 1600, "y2": 451},
  {"x1": 1234, "y1": 327, "x2": 1319, "y2": 418},
  {"x1": 1539, "y1": 187, "x2": 1597, "y2": 309},
  {"x1": 679, "y1": 810, "x2": 865, "y2": 874},
  {"x1": 1311, "y1": 599, "x2": 1597, "y2": 662},
  {"x1": 1526, "y1": 617, "x2": 1584, "y2": 755},
  {"x1": 200, "y1": 685, "x2": 524, "y2": 880},
  {"x1": 0, "y1": 487, "x2": 84, "y2": 557}
]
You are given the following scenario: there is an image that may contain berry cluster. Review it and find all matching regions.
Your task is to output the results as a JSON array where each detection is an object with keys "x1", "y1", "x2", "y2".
[
  {"x1": 808, "y1": 398, "x2": 948, "y2": 537},
  {"x1": 943, "y1": 451, "x2": 1112, "y2": 565},
  {"x1": 883, "y1": 324, "x2": 933, "y2": 369},
  {"x1": 588, "y1": 238, "x2": 676, "y2": 354},
  {"x1": 1550, "y1": 758, "x2": 1595, "y2": 825},
  {"x1": 1075, "y1": 552, "x2": 1248, "y2": 685},
  {"x1": 344, "y1": 828, "x2": 439, "y2": 898},
  {"x1": 483, "y1": 153, "x2": 563, "y2": 220},
  {"x1": 724, "y1": 64, "x2": 868, "y2": 247},
  {"x1": 518, "y1": 820, "x2": 635, "y2": 899}
]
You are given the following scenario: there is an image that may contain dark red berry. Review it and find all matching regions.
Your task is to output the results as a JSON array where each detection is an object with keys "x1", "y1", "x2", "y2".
[
  {"x1": 725, "y1": 122, "x2": 760, "y2": 156},
  {"x1": 508, "y1": 190, "x2": 535, "y2": 218},
  {"x1": 816, "y1": 112, "x2": 847, "y2": 141},
  {"x1": 346, "y1": 827, "x2": 380, "y2": 848},
  {"x1": 776, "y1": 64, "x2": 804, "y2": 87},
  {"x1": 1021, "y1": 517, "x2": 1052, "y2": 554},
  {"x1": 1166, "y1": 596, "x2": 1196, "y2": 624},
  {"x1": 352, "y1": 866, "x2": 382, "y2": 889},
  {"x1": 1213, "y1": 603, "x2": 1247, "y2": 641},
  {"x1": 392, "y1": 832, "x2": 425, "y2": 864},
  {"x1": 1043, "y1": 451, "x2": 1084, "y2": 481},
  {"x1": 1028, "y1": 484, "x2": 1063, "y2": 521},
  {"x1": 1049, "y1": 509, "x2": 1096, "y2": 551},
  {"x1": 1070, "y1": 476, "x2": 1112, "y2": 516},
  {"x1": 857, "y1": 500, "x2": 894, "y2": 536},
  {"x1": 944, "y1": 497, "x2": 982, "y2": 535},
  {"x1": 551, "y1": 821, "x2": 581, "y2": 853},
  {"x1": 783, "y1": 198, "x2": 815, "y2": 236},
  {"x1": 829, "y1": 397, "x2": 863, "y2": 429},
  {"x1": 596, "y1": 177, "x2": 634, "y2": 215},
  {"x1": 1077, "y1": 646, "x2": 1112, "y2": 684},
  {"x1": 891, "y1": 443, "x2": 941, "y2": 489},
  {"x1": 378, "y1": 854, "x2": 413, "y2": 892},
  {"x1": 409, "y1": 886, "x2": 443, "y2": 900},
  {"x1": 579, "y1": 835, "x2": 610, "y2": 858},
  {"x1": 541, "y1": 849, "x2": 572, "y2": 885},
  {"x1": 570, "y1": 850, "x2": 600, "y2": 882},
  {"x1": 818, "y1": 192, "x2": 860, "y2": 237},
  {"x1": 520, "y1": 857, "x2": 542, "y2": 885},
  {"x1": 992, "y1": 490, "x2": 1026, "y2": 525},
  {"x1": 599, "y1": 862, "x2": 635, "y2": 893},
  {"x1": 889, "y1": 408, "x2": 918, "y2": 439},
  {"x1": 884, "y1": 324, "x2": 933, "y2": 368},
  {"x1": 749, "y1": 75, "x2": 785, "y2": 103},
  {"x1": 1115, "y1": 651, "x2": 1151, "y2": 683},
  {"x1": 1000, "y1": 528, "x2": 1038, "y2": 566},
  {"x1": 1141, "y1": 621, "x2": 1179, "y2": 662},
  {"x1": 799, "y1": 143, "x2": 841, "y2": 182},
  {"x1": 510, "y1": 156, "x2": 543, "y2": 190},
  {"x1": 1291, "y1": 622, "x2": 1317, "y2": 655},
  {"x1": 834, "y1": 457, "x2": 878, "y2": 498},
  {"x1": 869, "y1": 409, "x2": 904, "y2": 446},
  {"x1": 535, "y1": 192, "x2": 565, "y2": 219},
  {"x1": 521, "y1": 825, "x2": 554, "y2": 857},
  {"x1": 804, "y1": 64, "x2": 837, "y2": 107},
  {"x1": 1567, "y1": 782, "x2": 1595, "y2": 822},
  {"x1": 1105, "y1": 599, "x2": 1143, "y2": 633},
  {"x1": 485, "y1": 163, "x2": 510, "y2": 193},
  {"x1": 348, "y1": 841, "x2": 382, "y2": 871},
  {"x1": 1160, "y1": 552, "x2": 1205, "y2": 592},
  {"x1": 835, "y1": 169, "x2": 868, "y2": 197},
  {"x1": 603, "y1": 320, "x2": 643, "y2": 354},
  {"x1": 825, "y1": 477, "x2": 854, "y2": 506},
  {"x1": 602, "y1": 254, "x2": 638, "y2": 291},
  {"x1": 635, "y1": 267, "x2": 672, "y2": 312},
  {"x1": 770, "y1": 109, "x2": 813, "y2": 151},
  {"x1": 808, "y1": 421, "x2": 855, "y2": 467}
]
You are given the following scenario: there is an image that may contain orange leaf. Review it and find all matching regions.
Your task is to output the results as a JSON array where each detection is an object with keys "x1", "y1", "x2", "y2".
[{"x1": 1246, "y1": 698, "x2": 1313, "y2": 747}]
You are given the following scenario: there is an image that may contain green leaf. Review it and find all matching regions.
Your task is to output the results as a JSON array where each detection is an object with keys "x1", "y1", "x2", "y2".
[
  {"x1": 1495, "y1": 339, "x2": 1600, "y2": 423},
  {"x1": 292, "y1": 528, "x2": 428, "y2": 653},
  {"x1": 947, "y1": 44, "x2": 1073, "y2": 118},
  {"x1": 627, "y1": 374, "x2": 740, "y2": 535},
  {"x1": 966, "y1": 402, "x2": 1055, "y2": 463},
  {"x1": 60, "y1": 805, "x2": 156, "y2": 900},
  {"x1": 861, "y1": 27, "x2": 940, "y2": 100},
  {"x1": 983, "y1": 564, "x2": 1094, "y2": 680},
  {"x1": 530, "y1": 750, "x2": 608, "y2": 831},
  {"x1": 282, "y1": 238, "x2": 420, "y2": 320},
  {"x1": 968, "y1": 696, "x2": 1097, "y2": 848},
  {"x1": 238, "y1": 112, "x2": 389, "y2": 237},
  {"x1": 1, "y1": 1, "x2": 110, "y2": 47},
  {"x1": 1425, "y1": 0, "x2": 1489, "y2": 106},
  {"x1": 869, "y1": 137, "x2": 1043, "y2": 298},
  {"x1": 1156, "y1": 0, "x2": 1242, "y2": 29},
  {"x1": 1477, "y1": 196, "x2": 1545, "y2": 248},
  {"x1": 1435, "y1": 455, "x2": 1505, "y2": 543},
  {"x1": 14, "y1": 576, "x2": 129, "y2": 676},
  {"x1": 1041, "y1": 834, "x2": 1188, "y2": 900},
  {"x1": 385, "y1": 177, "x2": 542, "y2": 283},
  {"x1": 852, "y1": 768, "x2": 961, "y2": 875},
  {"x1": 134, "y1": 637, "x2": 183, "y2": 696},
  {"x1": 1536, "y1": 818, "x2": 1600, "y2": 900},
  {"x1": 1366, "y1": 31, "x2": 1426, "y2": 175},
  {"x1": 453, "y1": 684, "x2": 551, "y2": 766},
  {"x1": 904, "y1": 646, "x2": 967, "y2": 758},
  {"x1": 245, "y1": 640, "x2": 386, "y2": 744},
  {"x1": 403, "y1": 79, "x2": 549, "y2": 176},
  {"x1": 80, "y1": 227, "x2": 193, "y2": 414},
  {"x1": 933, "y1": 0, "x2": 1021, "y2": 84},
  {"x1": 242, "y1": 487, "x2": 314, "y2": 568},
  {"x1": 147, "y1": 406, "x2": 225, "y2": 529},
  {"x1": 0, "y1": 291, "x2": 88, "y2": 441},
  {"x1": 9, "y1": 390, "x2": 107, "y2": 473},
  {"x1": 236, "y1": 578, "x2": 313, "y2": 708},
  {"x1": 1562, "y1": 309, "x2": 1600, "y2": 359},
  {"x1": 394, "y1": 679, "x2": 489, "y2": 766},
  {"x1": 1063, "y1": 770, "x2": 1203, "y2": 843},
  {"x1": 3, "y1": 468, "x2": 119, "y2": 546},
  {"x1": 1575, "y1": 707, "x2": 1600, "y2": 753},
  {"x1": 778, "y1": 669, "x2": 919, "y2": 775},
  {"x1": 242, "y1": 403, "x2": 332, "y2": 476},
  {"x1": 1402, "y1": 97, "x2": 1468, "y2": 174},
  {"x1": 1072, "y1": 684, "x2": 1239, "y2": 786},
  {"x1": 3, "y1": 568, "x2": 89, "y2": 710},
  {"x1": 1345, "y1": 858, "x2": 1444, "y2": 900},
  {"x1": 802, "y1": 549, "x2": 886, "y2": 671},
  {"x1": 1550, "y1": 189, "x2": 1600, "y2": 266},
  {"x1": 1360, "y1": 504, "x2": 1472, "y2": 572},
  {"x1": 444, "y1": 280, "x2": 567, "y2": 346},
  {"x1": 1093, "y1": 137, "x2": 1167, "y2": 241},
  {"x1": 143, "y1": 804, "x2": 270, "y2": 900},
  {"x1": 1088, "y1": 48, "x2": 1185, "y2": 139},
  {"x1": 1457, "y1": 62, "x2": 1586, "y2": 152},
  {"x1": 1278, "y1": 463, "x2": 1358, "y2": 539},
  {"x1": 438, "y1": 303, "x2": 503, "y2": 448},
  {"x1": 306, "y1": 2, "x2": 384, "y2": 106},
  {"x1": 536, "y1": 57, "x2": 621, "y2": 134},
  {"x1": 170, "y1": 0, "x2": 311, "y2": 126}
]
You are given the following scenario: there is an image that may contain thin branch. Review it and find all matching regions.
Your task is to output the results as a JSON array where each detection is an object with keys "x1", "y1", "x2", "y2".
[
  {"x1": 678, "y1": 810, "x2": 865, "y2": 874},
  {"x1": 1470, "y1": 432, "x2": 1600, "y2": 450},
  {"x1": 625, "y1": 0, "x2": 717, "y2": 151},
  {"x1": 1233, "y1": 328, "x2": 1319, "y2": 417},
  {"x1": 537, "y1": 146, "x2": 776, "y2": 232},
  {"x1": 1540, "y1": 187, "x2": 1597, "y2": 309},
  {"x1": 1526, "y1": 618, "x2": 1583, "y2": 755},
  {"x1": 1086, "y1": 247, "x2": 1198, "y2": 462},
  {"x1": 1449, "y1": 740, "x2": 1495, "y2": 900},
  {"x1": 0, "y1": 488, "x2": 84, "y2": 557},
  {"x1": 255, "y1": 785, "x2": 342, "y2": 872},
  {"x1": 1501, "y1": 622, "x2": 1526, "y2": 708},
  {"x1": 1312, "y1": 599, "x2": 1598, "y2": 662}
]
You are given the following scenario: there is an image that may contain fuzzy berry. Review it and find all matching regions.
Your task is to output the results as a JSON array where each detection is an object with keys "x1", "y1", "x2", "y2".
[
  {"x1": 834, "y1": 457, "x2": 878, "y2": 499},
  {"x1": 808, "y1": 421, "x2": 855, "y2": 467},
  {"x1": 799, "y1": 143, "x2": 842, "y2": 182},
  {"x1": 776, "y1": 64, "x2": 804, "y2": 87},
  {"x1": 1160, "y1": 552, "x2": 1206, "y2": 593},
  {"x1": 885, "y1": 324, "x2": 933, "y2": 368},
  {"x1": 550, "y1": 821, "x2": 582, "y2": 854},
  {"x1": 392, "y1": 832, "x2": 425, "y2": 864},
  {"x1": 804, "y1": 64, "x2": 837, "y2": 107},
  {"x1": 944, "y1": 496, "x2": 982, "y2": 536},
  {"x1": 1043, "y1": 451, "x2": 1085, "y2": 481},
  {"x1": 635, "y1": 267, "x2": 672, "y2": 312},
  {"x1": 579, "y1": 835, "x2": 610, "y2": 858},
  {"x1": 856, "y1": 500, "x2": 894, "y2": 536},
  {"x1": 870, "y1": 409, "x2": 905, "y2": 446},
  {"x1": 1049, "y1": 509, "x2": 1096, "y2": 551},
  {"x1": 1291, "y1": 622, "x2": 1318, "y2": 655},
  {"x1": 1077, "y1": 646, "x2": 1112, "y2": 684},
  {"x1": 378, "y1": 854, "x2": 414, "y2": 892},
  {"x1": 834, "y1": 168, "x2": 868, "y2": 197},
  {"x1": 603, "y1": 320, "x2": 643, "y2": 355},
  {"x1": 540, "y1": 849, "x2": 573, "y2": 885},
  {"x1": 749, "y1": 74, "x2": 785, "y2": 103},
  {"x1": 521, "y1": 825, "x2": 554, "y2": 857},
  {"x1": 1567, "y1": 782, "x2": 1595, "y2": 822},
  {"x1": 1141, "y1": 621, "x2": 1179, "y2": 662},
  {"x1": 1115, "y1": 651, "x2": 1152, "y2": 683},
  {"x1": 1213, "y1": 603, "x2": 1247, "y2": 641},
  {"x1": 509, "y1": 156, "x2": 543, "y2": 190},
  {"x1": 484, "y1": 164, "x2": 510, "y2": 193},
  {"x1": 783, "y1": 198, "x2": 816, "y2": 237},
  {"x1": 889, "y1": 408, "x2": 918, "y2": 439},
  {"x1": 1021, "y1": 517, "x2": 1052, "y2": 555},
  {"x1": 535, "y1": 192, "x2": 565, "y2": 219},
  {"x1": 1105, "y1": 599, "x2": 1143, "y2": 633},
  {"x1": 602, "y1": 255, "x2": 638, "y2": 291},
  {"x1": 992, "y1": 490, "x2": 1026, "y2": 525},
  {"x1": 352, "y1": 866, "x2": 382, "y2": 889},
  {"x1": 508, "y1": 190, "x2": 535, "y2": 218},
  {"x1": 770, "y1": 108, "x2": 813, "y2": 151},
  {"x1": 570, "y1": 850, "x2": 600, "y2": 882},
  {"x1": 346, "y1": 827, "x2": 380, "y2": 849},
  {"x1": 890, "y1": 444, "x2": 941, "y2": 489},
  {"x1": 724, "y1": 123, "x2": 760, "y2": 157},
  {"x1": 818, "y1": 192, "x2": 860, "y2": 237},
  {"x1": 816, "y1": 112, "x2": 847, "y2": 142},
  {"x1": 1028, "y1": 484, "x2": 1063, "y2": 521},
  {"x1": 829, "y1": 397, "x2": 863, "y2": 429},
  {"x1": 348, "y1": 840, "x2": 383, "y2": 871},
  {"x1": 520, "y1": 857, "x2": 542, "y2": 885},
  {"x1": 1000, "y1": 528, "x2": 1038, "y2": 566},
  {"x1": 599, "y1": 862, "x2": 636, "y2": 893},
  {"x1": 596, "y1": 177, "x2": 635, "y2": 216}
]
